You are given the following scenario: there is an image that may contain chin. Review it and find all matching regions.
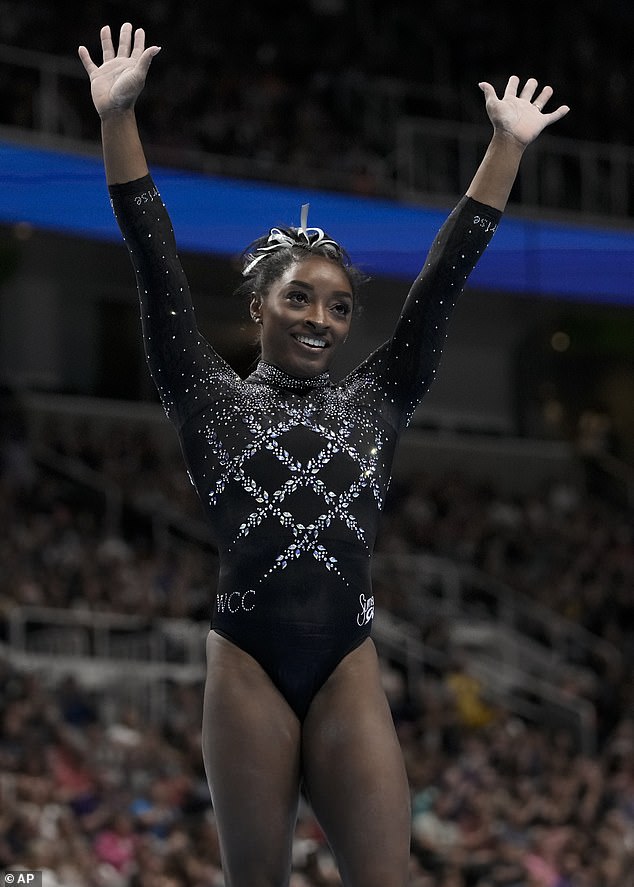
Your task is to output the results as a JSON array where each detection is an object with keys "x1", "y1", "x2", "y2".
[{"x1": 269, "y1": 350, "x2": 333, "y2": 378}]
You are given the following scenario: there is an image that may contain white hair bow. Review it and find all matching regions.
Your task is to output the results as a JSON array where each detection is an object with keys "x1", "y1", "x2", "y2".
[{"x1": 242, "y1": 203, "x2": 343, "y2": 276}]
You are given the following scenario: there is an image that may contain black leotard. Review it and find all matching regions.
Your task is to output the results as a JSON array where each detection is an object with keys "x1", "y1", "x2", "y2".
[{"x1": 109, "y1": 175, "x2": 500, "y2": 719}]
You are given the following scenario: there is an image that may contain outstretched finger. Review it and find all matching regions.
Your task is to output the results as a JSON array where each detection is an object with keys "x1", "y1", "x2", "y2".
[
  {"x1": 503, "y1": 75, "x2": 520, "y2": 99},
  {"x1": 136, "y1": 45, "x2": 162, "y2": 78},
  {"x1": 117, "y1": 22, "x2": 133, "y2": 57},
  {"x1": 131, "y1": 27, "x2": 147, "y2": 60},
  {"x1": 543, "y1": 104, "x2": 571, "y2": 125},
  {"x1": 532, "y1": 85, "x2": 553, "y2": 112},
  {"x1": 519, "y1": 77, "x2": 539, "y2": 101},
  {"x1": 77, "y1": 45, "x2": 97, "y2": 77},
  {"x1": 100, "y1": 25, "x2": 115, "y2": 62},
  {"x1": 478, "y1": 80, "x2": 499, "y2": 102}
]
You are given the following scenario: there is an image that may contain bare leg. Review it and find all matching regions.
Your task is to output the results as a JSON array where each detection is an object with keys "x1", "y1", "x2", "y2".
[
  {"x1": 301, "y1": 639, "x2": 411, "y2": 887},
  {"x1": 202, "y1": 631, "x2": 302, "y2": 887}
]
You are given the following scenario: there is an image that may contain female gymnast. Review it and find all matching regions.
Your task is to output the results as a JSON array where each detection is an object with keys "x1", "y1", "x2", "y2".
[{"x1": 79, "y1": 23, "x2": 569, "y2": 887}]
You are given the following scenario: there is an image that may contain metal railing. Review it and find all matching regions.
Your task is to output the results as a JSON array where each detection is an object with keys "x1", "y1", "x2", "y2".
[
  {"x1": 372, "y1": 553, "x2": 620, "y2": 675},
  {"x1": 1, "y1": 606, "x2": 207, "y2": 721},
  {"x1": 1, "y1": 599, "x2": 600, "y2": 752},
  {"x1": 0, "y1": 42, "x2": 84, "y2": 137},
  {"x1": 467, "y1": 655, "x2": 597, "y2": 756},
  {"x1": 5, "y1": 604, "x2": 204, "y2": 661},
  {"x1": 372, "y1": 552, "x2": 621, "y2": 754},
  {"x1": 395, "y1": 116, "x2": 634, "y2": 219}
]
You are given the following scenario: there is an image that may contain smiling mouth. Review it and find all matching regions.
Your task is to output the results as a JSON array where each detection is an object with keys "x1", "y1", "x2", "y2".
[{"x1": 294, "y1": 334, "x2": 327, "y2": 349}]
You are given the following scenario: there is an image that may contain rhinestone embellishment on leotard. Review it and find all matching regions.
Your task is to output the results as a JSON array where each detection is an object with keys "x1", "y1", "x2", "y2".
[
  {"x1": 248, "y1": 361, "x2": 331, "y2": 391},
  {"x1": 199, "y1": 365, "x2": 386, "y2": 587}
]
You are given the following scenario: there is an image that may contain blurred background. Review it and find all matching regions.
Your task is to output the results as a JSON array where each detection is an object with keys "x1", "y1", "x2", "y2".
[{"x1": 1, "y1": 2, "x2": 634, "y2": 886}]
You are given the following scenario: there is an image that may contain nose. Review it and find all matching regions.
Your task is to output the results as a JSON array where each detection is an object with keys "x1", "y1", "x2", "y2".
[{"x1": 305, "y1": 302, "x2": 329, "y2": 330}]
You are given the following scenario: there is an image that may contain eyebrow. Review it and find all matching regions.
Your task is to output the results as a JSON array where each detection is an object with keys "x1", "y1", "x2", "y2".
[{"x1": 288, "y1": 279, "x2": 353, "y2": 299}]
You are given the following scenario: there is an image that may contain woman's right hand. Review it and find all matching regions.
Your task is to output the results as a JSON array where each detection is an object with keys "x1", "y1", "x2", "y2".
[{"x1": 78, "y1": 23, "x2": 160, "y2": 119}]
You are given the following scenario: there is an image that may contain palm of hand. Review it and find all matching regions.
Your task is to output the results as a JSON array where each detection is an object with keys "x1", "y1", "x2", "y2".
[
  {"x1": 488, "y1": 96, "x2": 548, "y2": 146},
  {"x1": 89, "y1": 58, "x2": 145, "y2": 116}
]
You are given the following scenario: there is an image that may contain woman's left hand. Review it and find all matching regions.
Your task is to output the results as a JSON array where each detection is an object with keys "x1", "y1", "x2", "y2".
[{"x1": 479, "y1": 75, "x2": 570, "y2": 148}]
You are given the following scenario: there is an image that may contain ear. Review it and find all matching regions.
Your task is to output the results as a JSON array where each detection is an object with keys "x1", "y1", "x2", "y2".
[{"x1": 249, "y1": 295, "x2": 262, "y2": 324}]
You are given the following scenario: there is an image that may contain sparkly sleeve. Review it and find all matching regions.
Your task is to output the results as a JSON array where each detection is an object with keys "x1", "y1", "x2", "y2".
[
  {"x1": 109, "y1": 174, "x2": 238, "y2": 429},
  {"x1": 351, "y1": 196, "x2": 501, "y2": 431}
]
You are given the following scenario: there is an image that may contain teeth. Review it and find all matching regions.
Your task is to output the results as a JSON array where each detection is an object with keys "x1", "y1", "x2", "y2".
[{"x1": 296, "y1": 335, "x2": 326, "y2": 348}]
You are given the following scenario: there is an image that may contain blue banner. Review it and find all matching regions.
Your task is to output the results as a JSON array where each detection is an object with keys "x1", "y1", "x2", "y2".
[{"x1": 2, "y1": 139, "x2": 634, "y2": 305}]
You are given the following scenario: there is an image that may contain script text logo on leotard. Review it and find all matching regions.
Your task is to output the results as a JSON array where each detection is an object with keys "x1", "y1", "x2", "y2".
[
  {"x1": 357, "y1": 593, "x2": 374, "y2": 626},
  {"x1": 472, "y1": 214, "x2": 497, "y2": 235},
  {"x1": 134, "y1": 186, "x2": 160, "y2": 205}
]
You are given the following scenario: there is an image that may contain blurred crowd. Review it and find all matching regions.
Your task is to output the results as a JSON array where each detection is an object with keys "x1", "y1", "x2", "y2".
[
  {"x1": 2, "y1": 652, "x2": 634, "y2": 887},
  {"x1": 2, "y1": 1, "x2": 634, "y2": 196},
  {"x1": 1, "y1": 392, "x2": 634, "y2": 885},
  {"x1": 2, "y1": 5, "x2": 634, "y2": 882}
]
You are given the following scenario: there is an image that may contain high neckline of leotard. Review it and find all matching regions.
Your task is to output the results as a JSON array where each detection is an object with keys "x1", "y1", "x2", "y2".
[{"x1": 247, "y1": 361, "x2": 331, "y2": 391}]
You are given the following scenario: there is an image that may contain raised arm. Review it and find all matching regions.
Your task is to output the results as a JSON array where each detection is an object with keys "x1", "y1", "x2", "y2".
[
  {"x1": 78, "y1": 23, "x2": 236, "y2": 429},
  {"x1": 78, "y1": 23, "x2": 160, "y2": 184},
  {"x1": 466, "y1": 75, "x2": 569, "y2": 210},
  {"x1": 351, "y1": 76, "x2": 570, "y2": 431}
]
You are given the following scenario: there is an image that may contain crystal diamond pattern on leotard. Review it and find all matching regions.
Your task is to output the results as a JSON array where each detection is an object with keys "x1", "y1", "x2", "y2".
[{"x1": 199, "y1": 363, "x2": 385, "y2": 588}]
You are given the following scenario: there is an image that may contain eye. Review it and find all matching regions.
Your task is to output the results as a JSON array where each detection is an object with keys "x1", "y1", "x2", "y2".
[
  {"x1": 332, "y1": 302, "x2": 352, "y2": 316},
  {"x1": 287, "y1": 290, "x2": 308, "y2": 303}
]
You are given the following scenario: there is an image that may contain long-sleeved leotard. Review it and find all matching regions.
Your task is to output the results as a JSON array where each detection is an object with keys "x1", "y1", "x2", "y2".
[{"x1": 109, "y1": 175, "x2": 501, "y2": 719}]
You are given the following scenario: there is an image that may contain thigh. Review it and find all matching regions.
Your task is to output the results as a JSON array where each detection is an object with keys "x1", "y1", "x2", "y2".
[
  {"x1": 203, "y1": 630, "x2": 302, "y2": 887},
  {"x1": 301, "y1": 639, "x2": 411, "y2": 887}
]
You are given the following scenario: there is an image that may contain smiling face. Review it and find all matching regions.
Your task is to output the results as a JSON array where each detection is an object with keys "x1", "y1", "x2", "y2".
[{"x1": 251, "y1": 256, "x2": 354, "y2": 378}]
